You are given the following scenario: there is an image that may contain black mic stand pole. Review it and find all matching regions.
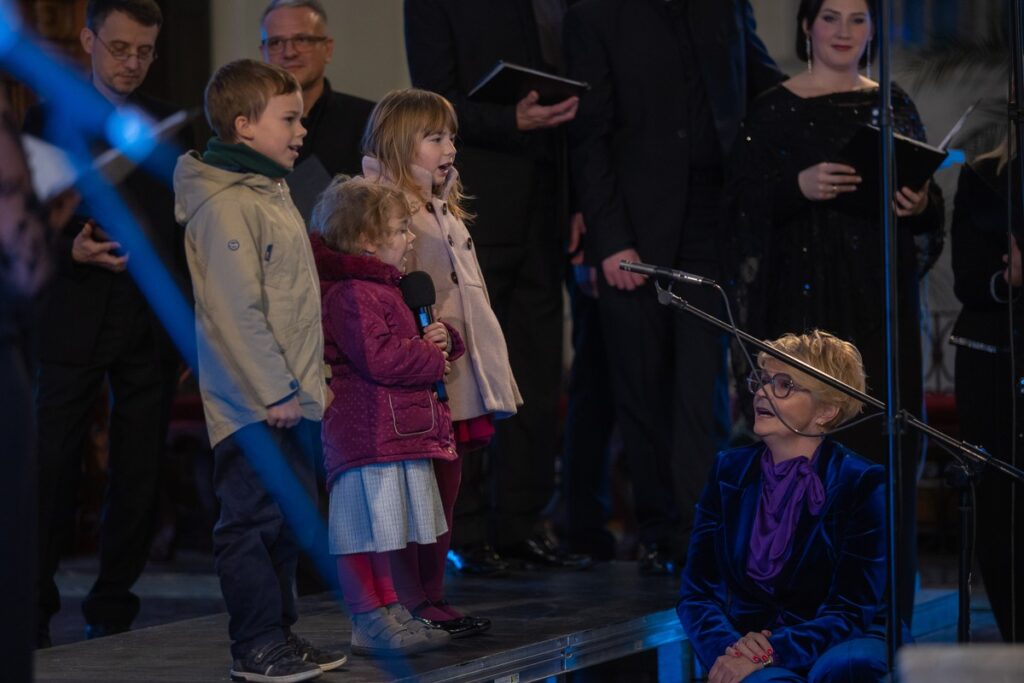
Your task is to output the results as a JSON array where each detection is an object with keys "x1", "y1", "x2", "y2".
[
  {"x1": 653, "y1": 284, "x2": 1024, "y2": 485},
  {"x1": 1008, "y1": 0, "x2": 1024, "y2": 646},
  {"x1": 876, "y1": 0, "x2": 903, "y2": 670}
]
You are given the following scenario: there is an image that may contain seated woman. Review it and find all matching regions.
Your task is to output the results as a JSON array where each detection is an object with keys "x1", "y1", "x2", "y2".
[{"x1": 677, "y1": 330, "x2": 888, "y2": 683}]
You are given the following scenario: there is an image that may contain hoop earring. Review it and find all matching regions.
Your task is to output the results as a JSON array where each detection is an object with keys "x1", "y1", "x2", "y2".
[
  {"x1": 865, "y1": 38, "x2": 872, "y2": 80},
  {"x1": 806, "y1": 35, "x2": 812, "y2": 72}
]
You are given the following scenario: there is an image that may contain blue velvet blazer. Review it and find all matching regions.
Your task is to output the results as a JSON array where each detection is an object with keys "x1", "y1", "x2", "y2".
[{"x1": 676, "y1": 439, "x2": 887, "y2": 672}]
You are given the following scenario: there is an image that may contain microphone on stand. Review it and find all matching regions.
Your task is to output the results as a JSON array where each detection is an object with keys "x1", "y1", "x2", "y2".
[
  {"x1": 399, "y1": 270, "x2": 449, "y2": 402},
  {"x1": 619, "y1": 260, "x2": 717, "y2": 286}
]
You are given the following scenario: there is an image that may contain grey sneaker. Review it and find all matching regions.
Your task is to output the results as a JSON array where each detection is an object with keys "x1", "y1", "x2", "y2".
[
  {"x1": 230, "y1": 640, "x2": 322, "y2": 682},
  {"x1": 350, "y1": 606, "x2": 431, "y2": 657},
  {"x1": 385, "y1": 603, "x2": 451, "y2": 648}
]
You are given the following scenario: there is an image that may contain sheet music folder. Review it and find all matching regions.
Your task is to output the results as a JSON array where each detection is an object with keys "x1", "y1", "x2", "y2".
[
  {"x1": 831, "y1": 125, "x2": 948, "y2": 219},
  {"x1": 467, "y1": 61, "x2": 590, "y2": 105},
  {"x1": 23, "y1": 108, "x2": 194, "y2": 202}
]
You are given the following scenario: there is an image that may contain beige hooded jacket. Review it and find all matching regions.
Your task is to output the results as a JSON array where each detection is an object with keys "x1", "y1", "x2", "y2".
[{"x1": 174, "y1": 151, "x2": 325, "y2": 446}]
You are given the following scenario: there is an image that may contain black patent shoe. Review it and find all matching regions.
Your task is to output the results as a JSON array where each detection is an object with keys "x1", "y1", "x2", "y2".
[
  {"x1": 637, "y1": 543, "x2": 678, "y2": 576},
  {"x1": 411, "y1": 601, "x2": 492, "y2": 639},
  {"x1": 500, "y1": 534, "x2": 593, "y2": 570},
  {"x1": 446, "y1": 544, "x2": 510, "y2": 576}
]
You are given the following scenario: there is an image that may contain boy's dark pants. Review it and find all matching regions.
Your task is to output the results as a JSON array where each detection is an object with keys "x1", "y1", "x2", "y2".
[{"x1": 212, "y1": 418, "x2": 320, "y2": 659}]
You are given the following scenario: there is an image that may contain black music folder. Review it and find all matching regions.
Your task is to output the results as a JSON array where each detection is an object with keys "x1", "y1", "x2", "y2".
[
  {"x1": 287, "y1": 155, "x2": 333, "y2": 229},
  {"x1": 467, "y1": 61, "x2": 590, "y2": 106},
  {"x1": 832, "y1": 125, "x2": 948, "y2": 219}
]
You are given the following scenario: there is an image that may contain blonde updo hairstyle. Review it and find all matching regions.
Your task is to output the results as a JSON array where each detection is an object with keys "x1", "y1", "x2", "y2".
[
  {"x1": 311, "y1": 175, "x2": 411, "y2": 255},
  {"x1": 757, "y1": 329, "x2": 866, "y2": 429}
]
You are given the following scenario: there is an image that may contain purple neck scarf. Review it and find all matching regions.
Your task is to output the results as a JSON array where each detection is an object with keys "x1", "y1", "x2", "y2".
[{"x1": 746, "y1": 444, "x2": 826, "y2": 591}]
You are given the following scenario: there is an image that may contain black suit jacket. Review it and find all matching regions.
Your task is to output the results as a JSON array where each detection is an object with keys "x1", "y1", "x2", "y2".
[
  {"x1": 404, "y1": 0, "x2": 566, "y2": 246},
  {"x1": 297, "y1": 79, "x2": 375, "y2": 177},
  {"x1": 23, "y1": 90, "x2": 187, "y2": 366},
  {"x1": 565, "y1": 0, "x2": 782, "y2": 267}
]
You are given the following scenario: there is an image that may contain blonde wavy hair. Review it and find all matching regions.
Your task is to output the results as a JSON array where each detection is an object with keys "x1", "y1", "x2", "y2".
[
  {"x1": 361, "y1": 88, "x2": 472, "y2": 222},
  {"x1": 311, "y1": 175, "x2": 411, "y2": 255},
  {"x1": 758, "y1": 329, "x2": 866, "y2": 429}
]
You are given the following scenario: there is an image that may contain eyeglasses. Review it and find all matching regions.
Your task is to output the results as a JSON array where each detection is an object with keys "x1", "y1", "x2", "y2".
[
  {"x1": 746, "y1": 370, "x2": 810, "y2": 399},
  {"x1": 91, "y1": 31, "x2": 157, "y2": 63},
  {"x1": 262, "y1": 34, "x2": 329, "y2": 54}
]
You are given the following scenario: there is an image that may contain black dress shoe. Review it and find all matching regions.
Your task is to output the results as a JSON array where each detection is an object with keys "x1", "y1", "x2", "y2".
[
  {"x1": 412, "y1": 601, "x2": 491, "y2": 639},
  {"x1": 638, "y1": 543, "x2": 678, "y2": 576},
  {"x1": 500, "y1": 534, "x2": 593, "y2": 570},
  {"x1": 446, "y1": 544, "x2": 510, "y2": 576}
]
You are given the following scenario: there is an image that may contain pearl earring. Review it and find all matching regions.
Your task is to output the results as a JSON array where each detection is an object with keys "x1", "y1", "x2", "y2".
[{"x1": 806, "y1": 35, "x2": 812, "y2": 72}]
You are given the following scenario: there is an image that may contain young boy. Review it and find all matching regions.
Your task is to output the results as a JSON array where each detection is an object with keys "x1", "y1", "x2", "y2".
[{"x1": 173, "y1": 59, "x2": 343, "y2": 682}]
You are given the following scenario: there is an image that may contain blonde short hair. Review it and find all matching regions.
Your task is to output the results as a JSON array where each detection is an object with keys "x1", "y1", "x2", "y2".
[
  {"x1": 361, "y1": 88, "x2": 471, "y2": 222},
  {"x1": 311, "y1": 176, "x2": 411, "y2": 255},
  {"x1": 204, "y1": 59, "x2": 299, "y2": 142},
  {"x1": 758, "y1": 329, "x2": 866, "y2": 429}
]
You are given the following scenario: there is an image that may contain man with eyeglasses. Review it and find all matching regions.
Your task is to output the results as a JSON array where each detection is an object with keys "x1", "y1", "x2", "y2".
[
  {"x1": 260, "y1": 0, "x2": 374, "y2": 178},
  {"x1": 24, "y1": 0, "x2": 188, "y2": 647}
]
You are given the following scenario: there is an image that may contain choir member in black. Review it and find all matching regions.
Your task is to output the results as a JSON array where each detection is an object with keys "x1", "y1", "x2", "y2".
[
  {"x1": 728, "y1": 0, "x2": 944, "y2": 624},
  {"x1": 565, "y1": 0, "x2": 782, "y2": 575},
  {"x1": 950, "y1": 142, "x2": 1024, "y2": 643}
]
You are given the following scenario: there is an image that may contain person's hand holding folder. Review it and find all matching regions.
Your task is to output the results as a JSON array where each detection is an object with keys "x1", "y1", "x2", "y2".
[
  {"x1": 798, "y1": 159, "x2": 930, "y2": 217},
  {"x1": 798, "y1": 162, "x2": 861, "y2": 201},
  {"x1": 515, "y1": 90, "x2": 579, "y2": 131},
  {"x1": 892, "y1": 181, "x2": 930, "y2": 217}
]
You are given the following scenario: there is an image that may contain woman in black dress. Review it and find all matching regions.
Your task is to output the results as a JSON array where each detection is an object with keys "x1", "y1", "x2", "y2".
[
  {"x1": 950, "y1": 143, "x2": 1024, "y2": 642},
  {"x1": 729, "y1": 0, "x2": 944, "y2": 627}
]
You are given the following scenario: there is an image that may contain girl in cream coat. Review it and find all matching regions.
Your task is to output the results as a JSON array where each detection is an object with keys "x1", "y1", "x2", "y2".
[{"x1": 361, "y1": 89, "x2": 519, "y2": 637}]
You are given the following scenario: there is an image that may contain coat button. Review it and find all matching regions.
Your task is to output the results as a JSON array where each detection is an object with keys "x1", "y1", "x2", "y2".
[
  {"x1": 450, "y1": 271, "x2": 459, "y2": 284},
  {"x1": 426, "y1": 203, "x2": 435, "y2": 214},
  {"x1": 448, "y1": 235, "x2": 455, "y2": 246},
  {"x1": 676, "y1": 128, "x2": 688, "y2": 139},
  {"x1": 466, "y1": 237, "x2": 473, "y2": 249}
]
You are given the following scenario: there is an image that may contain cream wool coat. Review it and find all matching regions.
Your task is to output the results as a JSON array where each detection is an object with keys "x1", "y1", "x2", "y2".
[{"x1": 362, "y1": 156, "x2": 521, "y2": 422}]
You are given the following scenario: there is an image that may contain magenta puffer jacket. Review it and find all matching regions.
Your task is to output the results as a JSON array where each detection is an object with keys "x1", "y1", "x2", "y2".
[{"x1": 311, "y1": 234, "x2": 464, "y2": 485}]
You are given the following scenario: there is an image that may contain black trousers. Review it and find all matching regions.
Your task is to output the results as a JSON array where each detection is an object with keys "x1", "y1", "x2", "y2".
[
  {"x1": 2, "y1": 339, "x2": 35, "y2": 680},
  {"x1": 212, "y1": 419, "x2": 319, "y2": 659},
  {"x1": 453, "y1": 177, "x2": 564, "y2": 549},
  {"x1": 955, "y1": 345, "x2": 1024, "y2": 642},
  {"x1": 598, "y1": 257, "x2": 730, "y2": 556},
  {"x1": 562, "y1": 272, "x2": 617, "y2": 558},
  {"x1": 35, "y1": 305, "x2": 164, "y2": 632}
]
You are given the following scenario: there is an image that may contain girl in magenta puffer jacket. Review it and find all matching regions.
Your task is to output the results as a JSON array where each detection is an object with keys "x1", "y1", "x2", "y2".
[{"x1": 310, "y1": 177, "x2": 464, "y2": 657}]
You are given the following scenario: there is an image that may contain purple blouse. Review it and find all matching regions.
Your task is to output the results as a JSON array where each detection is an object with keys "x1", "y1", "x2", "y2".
[{"x1": 746, "y1": 444, "x2": 825, "y2": 591}]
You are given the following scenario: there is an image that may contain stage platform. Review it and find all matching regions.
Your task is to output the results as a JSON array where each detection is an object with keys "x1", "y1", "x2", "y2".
[{"x1": 35, "y1": 563, "x2": 958, "y2": 683}]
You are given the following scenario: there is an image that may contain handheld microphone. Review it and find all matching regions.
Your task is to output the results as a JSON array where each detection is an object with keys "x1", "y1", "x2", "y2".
[
  {"x1": 619, "y1": 260, "x2": 717, "y2": 286},
  {"x1": 399, "y1": 271, "x2": 449, "y2": 402}
]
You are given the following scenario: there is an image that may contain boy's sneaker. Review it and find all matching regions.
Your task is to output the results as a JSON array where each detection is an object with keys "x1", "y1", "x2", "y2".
[
  {"x1": 286, "y1": 632, "x2": 348, "y2": 672},
  {"x1": 230, "y1": 641, "x2": 322, "y2": 682}
]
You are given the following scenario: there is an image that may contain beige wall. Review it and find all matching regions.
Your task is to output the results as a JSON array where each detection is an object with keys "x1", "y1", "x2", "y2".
[{"x1": 211, "y1": 0, "x2": 409, "y2": 102}]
